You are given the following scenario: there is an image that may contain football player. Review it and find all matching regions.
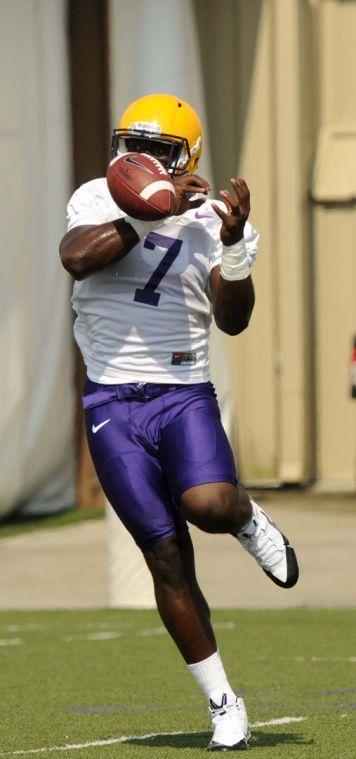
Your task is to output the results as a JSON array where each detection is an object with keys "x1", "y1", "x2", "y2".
[{"x1": 60, "y1": 94, "x2": 299, "y2": 751}]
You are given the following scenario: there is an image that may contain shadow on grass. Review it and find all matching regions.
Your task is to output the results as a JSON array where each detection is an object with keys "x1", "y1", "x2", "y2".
[{"x1": 125, "y1": 729, "x2": 312, "y2": 750}]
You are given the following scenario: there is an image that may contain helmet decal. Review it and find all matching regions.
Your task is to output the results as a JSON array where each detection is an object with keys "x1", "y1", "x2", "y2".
[
  {"x1": 128, "y1": 120, "x2": 163, "y2": 135},
  {"x1": 176, "y1": 135, "x2": 202, "y2": 169},
  {"x1": 190, "y1": 136, "x2": 202, "y2": 156}
]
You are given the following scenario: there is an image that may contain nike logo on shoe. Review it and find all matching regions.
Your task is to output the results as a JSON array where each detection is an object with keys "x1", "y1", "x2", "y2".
[
  {"x1": 237, "y1": 501, "x2": 299, "y2": 589},
  {"x1": 92, "y1": 419, "x2": 111, "y2": 433},
  {"x1": 209, "y1": 694, "x2": 228, "y2": 712}
]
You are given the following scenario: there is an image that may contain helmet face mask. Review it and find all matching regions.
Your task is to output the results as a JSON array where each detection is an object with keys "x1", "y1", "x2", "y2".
[
  {"x1": 111, "y1": 129, "x2": 191, "y2": 175},
  {"x1": 111, "y1": 94, "x2": 203, "y2": 176}
]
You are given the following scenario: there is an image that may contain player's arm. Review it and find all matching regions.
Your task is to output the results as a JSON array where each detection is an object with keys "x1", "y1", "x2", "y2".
[
  {"x1": 210, "y1": 267, "x2": 255, "y2": 336},
  {"x1": 210, "y1": 178, "x2": 255, "y2": 336},
  {"x1": 59, "y1": 220, "x2": 140, "y2": 280},
  {"x1": 60, "y1": 174, "x2": 210, "y2": 280}
]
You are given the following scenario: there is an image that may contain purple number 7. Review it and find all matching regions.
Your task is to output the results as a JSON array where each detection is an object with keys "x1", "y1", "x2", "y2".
[{"x1": 134, "y1": 232, "x2": 183, "y2": 307}]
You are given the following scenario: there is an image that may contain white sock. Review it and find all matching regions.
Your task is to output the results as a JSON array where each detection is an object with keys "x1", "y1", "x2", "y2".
[
  {"x1": 237, "y1": 499, "x2": 258, "y2": 536},
  {"x1": 188, "y1": 650, "x2": 236, "y2": 706}
]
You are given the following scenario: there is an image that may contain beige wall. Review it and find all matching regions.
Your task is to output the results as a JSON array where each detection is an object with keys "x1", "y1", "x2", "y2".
[
  {"x1": 195, "y1": 0, "x2": 356, "y2": 490},
  {"x1": 195, "y1": 0, "x2": 314, "y2": 484},
  {"x1": 311, "y1": 0, "x2": 356, "y2": 490}
]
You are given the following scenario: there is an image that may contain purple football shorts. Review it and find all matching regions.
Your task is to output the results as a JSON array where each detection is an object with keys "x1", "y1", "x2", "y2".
[{"x1": 83, "y1": 379, "x2": 237, "y2": 551}]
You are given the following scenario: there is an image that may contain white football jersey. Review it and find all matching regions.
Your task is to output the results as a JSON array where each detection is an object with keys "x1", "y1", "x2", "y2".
[{"x1": 67, "y1": 178, "x2": 259, "y2": 384}]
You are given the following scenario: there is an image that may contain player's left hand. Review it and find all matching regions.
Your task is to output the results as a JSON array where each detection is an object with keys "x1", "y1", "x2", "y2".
[
  {"x1": 212, "y1": 177, "x2": 250, "y2": 246},
  {"x1": 171, "y1": 173, "x2": 211, "y2": 216}
]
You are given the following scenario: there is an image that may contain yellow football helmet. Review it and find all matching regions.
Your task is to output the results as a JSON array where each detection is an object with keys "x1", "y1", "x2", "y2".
[{"x1": 111, "y1": 93, "x2": 203, "y2": 175}]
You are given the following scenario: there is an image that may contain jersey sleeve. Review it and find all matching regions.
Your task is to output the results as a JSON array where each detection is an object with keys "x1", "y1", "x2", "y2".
[
  {"x1": 207, "y1": 200, "x2": 260, "y2": 273},
  {"x1": 66, "y1": 179, "x2": 123, "y2": 231}
]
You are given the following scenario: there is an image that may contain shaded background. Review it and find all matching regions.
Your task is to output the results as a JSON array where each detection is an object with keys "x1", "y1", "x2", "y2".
[{"x1": 1, "y1": 0, "x2": 356, "y2": 526}]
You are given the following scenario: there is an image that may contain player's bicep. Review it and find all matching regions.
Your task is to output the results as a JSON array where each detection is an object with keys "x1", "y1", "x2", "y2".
[
  {"x1": 59, "y1": 224, "x2": 100, "y2": 276},
  {"x1": 60, "y1": 224, "x2": 96, "y2": 256}
]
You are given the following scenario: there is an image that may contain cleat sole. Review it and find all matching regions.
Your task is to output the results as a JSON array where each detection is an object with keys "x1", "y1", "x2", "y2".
[
  {"x1": 207, "y1": 732, "x2": 251, "y2": 752},
  {"x1": 207, "y1": 738, "x2": 249, "y2": 751},
  {"x1": 263, "y1": 541, "x2": 299, "y2": 588}
]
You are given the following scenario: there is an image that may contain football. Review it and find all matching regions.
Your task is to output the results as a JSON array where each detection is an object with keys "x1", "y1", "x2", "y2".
[{"x1": 106, "y1": 152, "x2": 176, "y2": 221}]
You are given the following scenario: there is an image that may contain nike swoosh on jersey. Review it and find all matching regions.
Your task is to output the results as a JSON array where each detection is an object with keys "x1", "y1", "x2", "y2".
[{"x1": 92, "y1": 419, "x2": 111, "y2": 434}]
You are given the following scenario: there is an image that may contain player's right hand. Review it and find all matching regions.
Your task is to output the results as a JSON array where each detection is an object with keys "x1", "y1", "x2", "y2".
[
  {"x1": 212, "y1": 177, "x2": 250, "y2": 245},
  {"x1": 171, "y1": 174, "x2": 210, "y2": 215}
]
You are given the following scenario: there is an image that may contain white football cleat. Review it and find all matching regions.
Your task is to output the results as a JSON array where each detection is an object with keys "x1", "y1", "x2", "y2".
[
  {"x1": 237, "y1": 500, "x2": 299, "y2": 588},
  {"x1": 207, "y1": 694, "x2": 251, "y2": 751}
]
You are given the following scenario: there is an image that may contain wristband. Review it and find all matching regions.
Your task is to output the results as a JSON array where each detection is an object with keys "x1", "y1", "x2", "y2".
[
  {"x1": 124, "y1": 215, "x2": 162, "y2": 239},
  {"x1": 220, "y1": 239, "x2": 250, "y2": 281}
]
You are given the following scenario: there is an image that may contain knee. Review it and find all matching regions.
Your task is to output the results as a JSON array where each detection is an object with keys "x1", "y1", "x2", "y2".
[
  {"x1": 144, "y1": 537, "x2": 185, "y2": 591},
  {"x1": 181, "y1": 484, "x2": 237, "y2": 533},
  {"x1": 181, "y1": 483, "x2": 252, "y2": 533}
]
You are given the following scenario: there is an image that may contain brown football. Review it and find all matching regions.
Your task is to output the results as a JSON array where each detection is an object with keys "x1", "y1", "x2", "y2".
[{"x1": 106, "y1": 152, "x2": 176, "y2": 221}]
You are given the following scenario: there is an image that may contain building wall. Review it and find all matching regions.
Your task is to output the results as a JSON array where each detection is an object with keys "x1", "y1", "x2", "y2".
[
  {"x1": 194, "y1": 0, "x2": 316, "y2": 484},
  {"x1": 311, "y1": 0, "x2": 356, "y2": 489},
  {"x1": 195, "y1": 0, "x2": 355, "y2": 490}
]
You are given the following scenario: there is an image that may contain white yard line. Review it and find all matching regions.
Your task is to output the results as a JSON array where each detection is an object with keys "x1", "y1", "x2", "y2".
[
  {"x1": 0, "y1": 625, "x2": 43, "y2": 632},
  {"x1": 138, "y1": 626, "x2": 166, "y2": 637},
  {"x1": 0, "y1": 717, "x2": 307, "y2": 756},
  {"x1": 0, "y1": 638, "x2": 22, "y2": 647},
  {"x1": 64, "y1": 632, "x2": 122, "y2": 642},
  {"x1": 252, "y1": 716, "x2": 306, "y2": 728},
  {"x1": 213, "y1": 622, "x2": 236, "y2": 630},
  {"x1": 294, "y1": 656, "x2": 356, "y2": 663}
]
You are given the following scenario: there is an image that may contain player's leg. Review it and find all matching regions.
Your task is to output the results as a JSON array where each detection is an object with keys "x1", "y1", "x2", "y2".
[
  {"x1": 160, "y1": 383, "x2": 299, "y2": 589},
  {"x1": 83, "y1": 381, "x2": 218, "y2": 658},
  {"x1": 181, "y1": 481, "x2": 299, "y2": 588},
  {"x1": 144, "y1": 525, "x2": 220, "y2": 655},
  {"x1": 144, "y1": 531, "x2": 250, "y2": 751},
  {"x1": 84, "y1": 382, "x2": 250, "y2": 750},
  {"x1": 180, "y1": 480, "x2": 251, "y2": 533},
  {"x1": 177, "y1": 527, "x2": 212, "y2": 625},
  {"x1": 143, "y1": 533, "x2": 216, "y2": 662}
]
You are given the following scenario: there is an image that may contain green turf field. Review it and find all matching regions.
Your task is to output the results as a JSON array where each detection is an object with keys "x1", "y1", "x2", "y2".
[{"x1": 0, "y1": 609, "x2": 355, "y2": 757}]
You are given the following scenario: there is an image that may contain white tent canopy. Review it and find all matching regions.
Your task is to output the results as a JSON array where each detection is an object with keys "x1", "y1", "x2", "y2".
[{"x1": 0, "y1": 0, "x2": 74, "y2": 518}]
